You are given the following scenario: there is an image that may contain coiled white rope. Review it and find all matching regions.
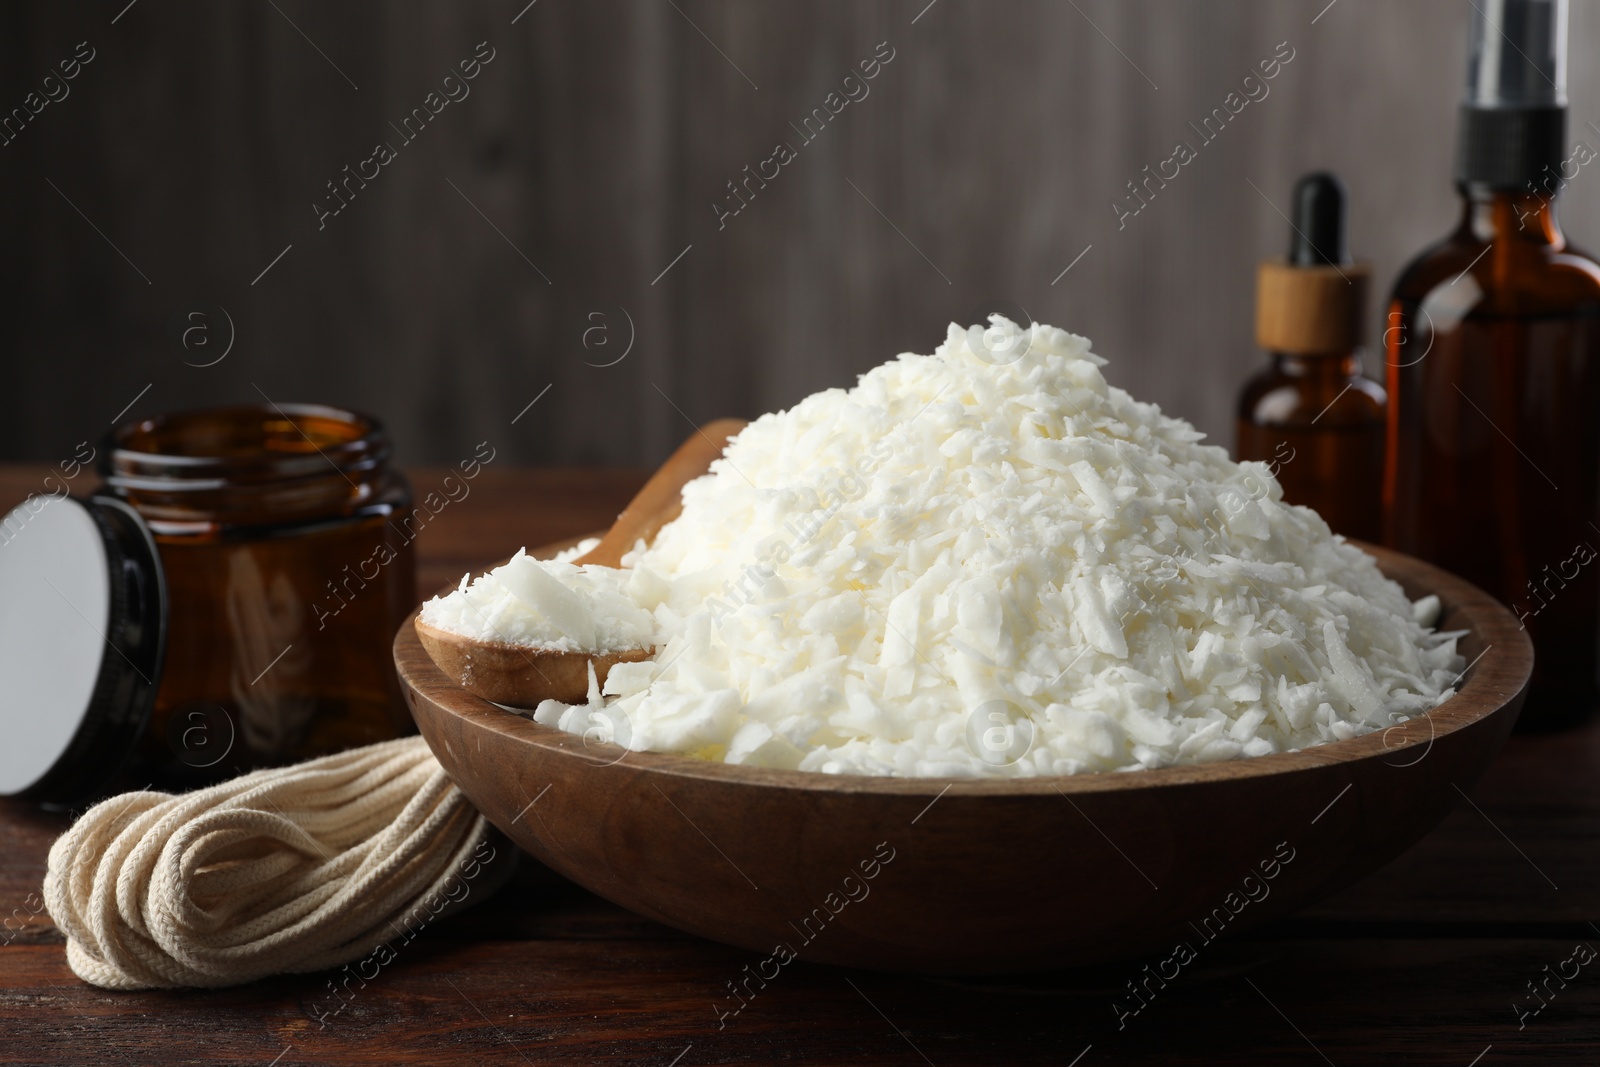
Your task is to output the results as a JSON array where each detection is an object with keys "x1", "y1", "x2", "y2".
[{"x1": 43, "y1": 736, "x2": 501, "y2": 990}]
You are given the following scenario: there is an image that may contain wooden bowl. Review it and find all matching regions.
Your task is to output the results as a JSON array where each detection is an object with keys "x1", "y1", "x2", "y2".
[{"x1": 395, "y1": 541, "x2": 1531, "y2": 974}]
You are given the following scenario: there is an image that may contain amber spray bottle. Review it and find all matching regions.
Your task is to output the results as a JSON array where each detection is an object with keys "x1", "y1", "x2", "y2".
[
  {"x1": 1237, "y1": 172, "x2": 1385, "y2": 541},
  {"x1": 1385, "y1": 0, "x2": 1600, "y2": 731}
]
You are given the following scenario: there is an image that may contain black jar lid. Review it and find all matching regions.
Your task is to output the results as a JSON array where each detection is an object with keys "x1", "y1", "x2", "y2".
[{"x1": 0, "y1": 493, "x2": 166, "y2": 804}]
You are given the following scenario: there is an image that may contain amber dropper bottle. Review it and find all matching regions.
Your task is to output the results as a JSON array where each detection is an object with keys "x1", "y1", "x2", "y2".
[
  {"x1": 1385, "y1": 0, "x2": 1600, "y2": 731},
  {"x1": 1237, "y1": 172, "x2": 1385, "y2": 541}
]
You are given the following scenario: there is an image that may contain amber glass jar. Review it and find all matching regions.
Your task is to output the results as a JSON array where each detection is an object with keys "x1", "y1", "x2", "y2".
[{"x1": 102, "y1": 404, "x2": 416, "y2": 779}]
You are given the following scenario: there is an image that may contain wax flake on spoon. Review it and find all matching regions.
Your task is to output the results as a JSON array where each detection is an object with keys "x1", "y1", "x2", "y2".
[{"x1": 420, "y1": 549, "x2": 656, "y2": 653}]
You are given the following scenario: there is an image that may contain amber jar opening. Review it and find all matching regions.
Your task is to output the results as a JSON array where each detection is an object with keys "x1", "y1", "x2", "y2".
[{"x1": 102, "y1": 403, "x2": 397, "y2": 530}]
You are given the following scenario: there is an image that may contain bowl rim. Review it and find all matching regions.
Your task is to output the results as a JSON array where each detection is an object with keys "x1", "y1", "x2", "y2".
[{"x1": 398, "y1": 539, "x2": 1532, "y2": 799}]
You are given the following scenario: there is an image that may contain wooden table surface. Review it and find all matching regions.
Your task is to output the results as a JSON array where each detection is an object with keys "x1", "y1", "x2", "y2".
[{"x1": 1, "y1": 465, "x2": 1596, "y2": 1066}]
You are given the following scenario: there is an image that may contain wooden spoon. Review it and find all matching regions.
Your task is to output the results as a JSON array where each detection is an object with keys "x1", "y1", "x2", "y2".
[{"x1": 415, "y1": 419, "x2": 747, "y2": 706}]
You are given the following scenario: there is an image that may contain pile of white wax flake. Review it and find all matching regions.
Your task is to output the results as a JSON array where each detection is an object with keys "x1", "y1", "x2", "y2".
[{"x1": 534, "y1": 318, "x2": 1463, "y2": 778}]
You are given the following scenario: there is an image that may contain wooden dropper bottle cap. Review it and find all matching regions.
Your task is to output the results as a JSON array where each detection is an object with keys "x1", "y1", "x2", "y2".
[{"x1": 1256, "y1": 172, "x2": 1369, "y2": 354}]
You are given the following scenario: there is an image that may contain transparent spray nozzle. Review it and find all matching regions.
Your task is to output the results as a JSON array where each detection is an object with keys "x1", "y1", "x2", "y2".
[{"x1": 1465, "y1": 0, "x2": 1567, "y2": 108}]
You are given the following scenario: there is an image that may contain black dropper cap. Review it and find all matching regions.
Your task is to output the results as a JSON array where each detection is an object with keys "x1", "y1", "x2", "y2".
[
  {"x1": 1257, "y1": 171, "x2": 1368, "y2": 355},
  {"x1": 1288, "y1": 172, "x2": 1349, "y2": 267},
  {"x1": 1456, "y1": 0, "x2": 1567, "y2": 188}
]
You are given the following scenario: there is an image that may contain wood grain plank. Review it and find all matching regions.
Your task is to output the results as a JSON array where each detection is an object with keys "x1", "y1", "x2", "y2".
[
  {"x1": 3, "y1": 935, "x2": 1596, "y2": 1065},
  {"x1": 8, "y1": 1, "x2": 1600, "y2": 470}
]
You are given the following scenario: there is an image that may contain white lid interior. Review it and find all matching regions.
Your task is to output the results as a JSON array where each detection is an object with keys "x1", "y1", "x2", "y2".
[{"x1": 0, "y1": 496, "x2": 112, "y2": 794}]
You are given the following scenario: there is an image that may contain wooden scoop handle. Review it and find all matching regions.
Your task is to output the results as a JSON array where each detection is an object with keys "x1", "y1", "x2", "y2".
[{"x1": 575, "y1": 418, "x2": 747, "y2": 567}]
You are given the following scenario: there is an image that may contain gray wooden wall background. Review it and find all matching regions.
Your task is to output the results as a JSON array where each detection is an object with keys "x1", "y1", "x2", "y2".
[{"x1": 4, "y1": 0, "x2": 1600, "y2": 468}]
